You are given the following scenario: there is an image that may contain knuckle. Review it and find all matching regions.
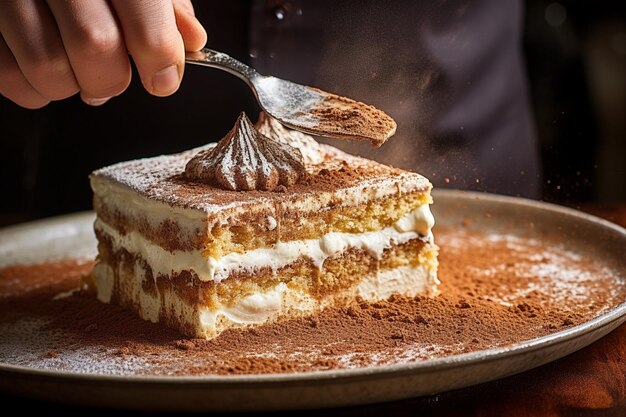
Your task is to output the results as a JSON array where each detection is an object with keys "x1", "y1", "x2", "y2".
[
  {"x1": 67, "y1": 26, "x2": 130, "y2": 98},
  {"x1": 73, "y1": 25, "x2": 124, "y2": 60},
  {"x1": 25, "y1": 54, "x2": 71, "y2": 82},
  {"x1": 20, "y1": 53, "x2": 48, "y2": 80},
  {"x1": 139, "y1": 31, "x2": 182, "y2": 58},
  {"x1": 26, "y1": 56, "x2": 78, "y2": 100}
]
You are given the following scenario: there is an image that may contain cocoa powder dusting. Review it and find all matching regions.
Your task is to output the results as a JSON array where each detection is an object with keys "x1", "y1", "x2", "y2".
[
  {"x1": 0, "y1": 228, "x2": 624, "y2": 376},
  {"x1": 296, "y1": 89, "x2": 397, "y2": 147}
]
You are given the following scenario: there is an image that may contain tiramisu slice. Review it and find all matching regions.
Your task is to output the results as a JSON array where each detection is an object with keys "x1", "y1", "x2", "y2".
[{"x1": 90, "y1": 113, "x2": 438, "y2": 338}]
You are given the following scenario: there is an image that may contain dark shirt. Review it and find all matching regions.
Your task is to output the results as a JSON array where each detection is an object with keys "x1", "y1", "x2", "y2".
[{"x1": 0, "y1": 0, "x2": 540, "y2": 220}]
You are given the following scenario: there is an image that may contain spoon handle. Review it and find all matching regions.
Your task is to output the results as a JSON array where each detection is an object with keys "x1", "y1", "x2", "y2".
[{"x1": 185, "y1": 48, "x2": 258, "y2": 83}]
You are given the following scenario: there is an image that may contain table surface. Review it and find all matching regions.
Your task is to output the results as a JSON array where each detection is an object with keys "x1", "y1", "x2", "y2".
[{"x1": 1, "y1": 204, "x2": 625, "y2": 416}]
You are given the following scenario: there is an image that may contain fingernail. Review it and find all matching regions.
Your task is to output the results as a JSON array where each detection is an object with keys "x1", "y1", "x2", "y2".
[
  {"x1": 84, "y1": 97, "x2": 112, "y2": 106},
  {"x1": 152, "y1": 65, "x2": 180, "y2": 95}
]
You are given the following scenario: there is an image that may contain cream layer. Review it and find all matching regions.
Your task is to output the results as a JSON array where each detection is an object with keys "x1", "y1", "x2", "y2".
[
  {"x1": 91, "y1": 178, "x2": 206, "y2": 244},
  {"x1": 198, "y1": 264, "x2": 437, "y2": 335},
  {"x1": 95, "y1": 204, "x2": 435, "y2": 283}
]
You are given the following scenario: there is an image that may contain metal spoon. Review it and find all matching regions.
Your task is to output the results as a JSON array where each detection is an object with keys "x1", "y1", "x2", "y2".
[{"x1": 185, "y1": 48, "x2": 396, "y2": 147}]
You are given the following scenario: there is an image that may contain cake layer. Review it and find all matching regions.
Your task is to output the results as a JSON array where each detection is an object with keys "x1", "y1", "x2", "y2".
[
  {"x1": 93, "y1": 183, "x2": 431, "y2": 255},
  {"x1": 92, "y1": 238, "x2": 438, "y2": 338},
  {"x1": 90, "y1": 143, "x2": 432, "y2": 256},
  {"x1": 95, "y1": 233, "x2": 438, "y2": 306},
  {"x1": 94, "y1": 202, "x2": 434, "y2": 283}
]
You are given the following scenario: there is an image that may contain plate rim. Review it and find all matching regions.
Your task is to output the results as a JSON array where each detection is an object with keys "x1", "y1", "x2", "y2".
[{"x1": 1, "y1": 189, "x2": 625, "y2": 385}]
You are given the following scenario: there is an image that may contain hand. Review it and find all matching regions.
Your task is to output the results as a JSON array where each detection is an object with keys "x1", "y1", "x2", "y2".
[{"x1": 0, "y1": 0, "x2": 207, "y2": 109}]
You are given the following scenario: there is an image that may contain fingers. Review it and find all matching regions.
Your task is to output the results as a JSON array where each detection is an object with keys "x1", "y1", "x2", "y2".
[
  {"x1": 45, "y1": 0, "x2": 131, "y2": 105},
  {"x1": 0, "y1": 0, "x2": 79, "y2": 102},
  {"x1": 110, "y1": 0, "x2": 185, "y2": 97},
  {"x1": 172, "y1": 0, "x2": 207, "y2": 52},
  {"x1": 0, "y1": 34, "x2": 49, "y2": 109},
  {"x1": 0, "y1": 0, "x2": 206, "y2": 108}
]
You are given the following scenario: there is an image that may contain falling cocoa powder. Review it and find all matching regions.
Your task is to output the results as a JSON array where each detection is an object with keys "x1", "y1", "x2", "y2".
[{"x1": 0, "y1": 227, "x2": 624, "y2": 376}]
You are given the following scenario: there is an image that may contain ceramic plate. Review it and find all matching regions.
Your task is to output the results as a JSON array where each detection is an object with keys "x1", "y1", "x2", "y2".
[{"x1": 0, "y1": 190, "x2": 625, "y2": 411}]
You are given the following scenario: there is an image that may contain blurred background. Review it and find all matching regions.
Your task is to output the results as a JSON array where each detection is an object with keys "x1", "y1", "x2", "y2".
[
  {"x1": 0, "y1": 0, "x2": 624, "y2": 226},
  {"x1": 526, "y1": 0, "x2": 625, "y2": 205}
]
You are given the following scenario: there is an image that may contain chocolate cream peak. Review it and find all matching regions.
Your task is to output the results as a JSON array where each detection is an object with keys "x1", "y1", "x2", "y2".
[{"x1": 184, "y1": 112, "x2": 305, "y2": 192}]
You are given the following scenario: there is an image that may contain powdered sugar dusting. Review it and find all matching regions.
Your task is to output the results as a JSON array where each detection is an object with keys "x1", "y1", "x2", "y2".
[
  {"x1": 255, "y1": 112, "x2": 326, "y2": 165},
  {"x1": 90, "y1": 139, "x2": 431, "y2": 216},
  {"x1": 438, "y1": 229, "x2": 624, "y2": 315},
  {"x1": 0, "y1": 318, "x2": 151, "y2": 375}
]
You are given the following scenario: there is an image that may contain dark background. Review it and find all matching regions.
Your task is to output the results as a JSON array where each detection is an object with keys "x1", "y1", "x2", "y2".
[
  {"x1": 525, "y1": 1, "x2": 625, "y2": 205},
  {"x1": 0, "y1": 0, "x2": 624, "y2": 226}
]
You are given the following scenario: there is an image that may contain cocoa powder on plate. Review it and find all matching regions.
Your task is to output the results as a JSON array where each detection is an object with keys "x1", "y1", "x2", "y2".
[{"x1": 0, "y1": 227, "x2": 624, "y2": 376}]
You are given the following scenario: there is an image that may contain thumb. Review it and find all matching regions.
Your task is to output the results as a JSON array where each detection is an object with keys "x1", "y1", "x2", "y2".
[{"x1": 172, "y1": 0, "x2": 207, "y2": 51}]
